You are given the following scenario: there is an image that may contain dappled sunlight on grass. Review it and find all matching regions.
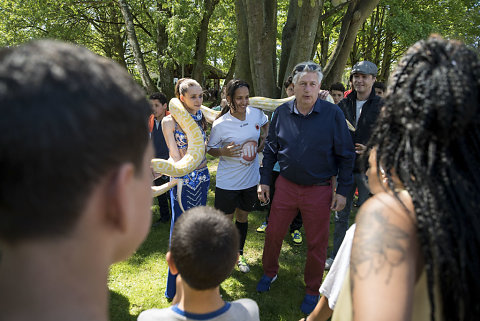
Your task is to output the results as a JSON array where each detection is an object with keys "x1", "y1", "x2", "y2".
[{"x1": 108, "y1": 157, "x2": 358, "y2": 320}]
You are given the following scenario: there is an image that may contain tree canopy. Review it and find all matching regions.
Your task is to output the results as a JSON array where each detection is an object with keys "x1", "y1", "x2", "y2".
[{"x1": 1, "y1": 0, "x2": 478, "y2": 97}]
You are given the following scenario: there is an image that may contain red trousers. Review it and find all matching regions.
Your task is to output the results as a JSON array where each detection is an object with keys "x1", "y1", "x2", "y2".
[{"x1": 262, "y1": 175, "x2": 332, "y2": 295}]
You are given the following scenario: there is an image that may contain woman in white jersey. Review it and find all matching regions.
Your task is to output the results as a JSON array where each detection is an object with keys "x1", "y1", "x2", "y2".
[{"x1": 207, "y1": 79, "x2": 269, "y2": 273}]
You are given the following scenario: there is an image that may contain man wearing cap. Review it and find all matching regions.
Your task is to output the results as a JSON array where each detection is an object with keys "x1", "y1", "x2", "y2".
[
  {"x1": 326, "y1": 61, "x2": 382, "y2": 270},
  {"x1": 256, "y1": 61, "x2": 355, "y2": 314}
]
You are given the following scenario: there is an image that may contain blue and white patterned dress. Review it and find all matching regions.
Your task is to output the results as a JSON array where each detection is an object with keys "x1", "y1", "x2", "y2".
[{"x1": 165, "y1": 110, "x2": 210, "y2": 299}]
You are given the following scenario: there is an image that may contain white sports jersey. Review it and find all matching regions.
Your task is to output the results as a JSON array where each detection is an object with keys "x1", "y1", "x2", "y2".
[{"x1": 207, "y1": 107, "x2": 268, "y2": 190}]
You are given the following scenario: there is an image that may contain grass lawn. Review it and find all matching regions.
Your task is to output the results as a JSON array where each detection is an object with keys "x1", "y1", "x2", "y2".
[{"x1": 108, "y1": 156, "x2": 357, "y2": 320}]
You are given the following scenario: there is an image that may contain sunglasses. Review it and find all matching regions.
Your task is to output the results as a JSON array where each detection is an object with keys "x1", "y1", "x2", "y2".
[{"x1": 293, "y1": 63, "x2": 321, "y2": 74}]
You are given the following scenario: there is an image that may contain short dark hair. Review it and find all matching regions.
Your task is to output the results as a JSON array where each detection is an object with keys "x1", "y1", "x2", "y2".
[
  {"x1": 149, "y1": 92, "x2": 168, "y2": 105},
  {"x1": 373, "y1": 81, "x2": 385, "y2": 91},
  {"x1": 0, "y1": 40, "x2": 151, "y2": 243},
  {"x1": 284, "y1": 75, "x2": 293, "y2": 89},
  {"x1": 330, "y1": 82, "x2": 345, "y2": 92},
  {"x1": 170, "y1": 206, "x2": 239, "y2": 290}
]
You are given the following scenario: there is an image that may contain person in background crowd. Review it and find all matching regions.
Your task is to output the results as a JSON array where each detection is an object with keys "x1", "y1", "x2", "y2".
[
  {"x1": 150, "y1": 92, "x2": 171, "y2": 226},
  {"x1": 373, "y1": 81, "x2": 385, "y2": 98},
  {"x1": 344, "y1": 74, "x2": 354, "y2": 97},
  {"x1": 326, "y1": 61, "x2": 381, "y2": 270},
  {"x1": 330, "y1": 82, "x2": 346, "y2": 105}
]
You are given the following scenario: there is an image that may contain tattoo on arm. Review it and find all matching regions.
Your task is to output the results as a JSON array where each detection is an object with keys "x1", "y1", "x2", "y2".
[{"x1": 350, "y1": 209, "x2": 410, "y2": 284}]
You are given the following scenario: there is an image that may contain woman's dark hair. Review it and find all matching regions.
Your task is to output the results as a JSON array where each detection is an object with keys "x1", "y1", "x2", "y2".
[
  {"x1": 174, "y1": 78, "x2": 206, "y2": 130},
  {"x1": 284, "y1": 75, "x2": 293, "y2": 89},
  {"x1": 368, "y1": 35, "x2": 480, "y2": 321},
  {"x1": 218, "y1": 79, "x2": 250, "y2": 119}
]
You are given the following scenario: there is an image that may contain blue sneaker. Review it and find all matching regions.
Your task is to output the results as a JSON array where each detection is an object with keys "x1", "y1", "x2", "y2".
[
  {"x1": 300, "y1": 294, "x2": 319, "y2": 314},
  {"x1": 256, "y1": 274, "x2": 278, "y2": 292}
]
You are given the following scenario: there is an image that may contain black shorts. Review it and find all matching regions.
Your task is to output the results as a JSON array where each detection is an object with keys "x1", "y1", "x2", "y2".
[{"x1": 214, "y1": 185, "x2": 258, "y2": 214}]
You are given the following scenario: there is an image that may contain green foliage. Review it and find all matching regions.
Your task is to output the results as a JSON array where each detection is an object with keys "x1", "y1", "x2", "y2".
[
  {"x1": 0, "y1": 0, "x2": 478, "y2": 91},
  {"x1": 166, "y1": 0, "x2": 203, "y2": 65},
  {"x1": 206, "y1": 0, "x2": 236, "y2": 71}
]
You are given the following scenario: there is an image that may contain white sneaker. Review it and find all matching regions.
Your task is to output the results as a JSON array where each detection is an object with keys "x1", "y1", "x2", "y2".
[
  {"x1": 325, "y1": 257, "x2": 334, "y2": 270},
  {"x1": 238, "y1": 255, "x2": 250, "y2": 273}
]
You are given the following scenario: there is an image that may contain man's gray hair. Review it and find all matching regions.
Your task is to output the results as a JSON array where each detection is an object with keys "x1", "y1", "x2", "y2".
[{"x1": 292, "y1": 61, "x2": 323, "y2": 85}]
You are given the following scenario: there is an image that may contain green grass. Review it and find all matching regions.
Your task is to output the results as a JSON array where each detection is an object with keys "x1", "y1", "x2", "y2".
[{"x1": 108, "y1": 156, "x2": 357, "y2": 320}]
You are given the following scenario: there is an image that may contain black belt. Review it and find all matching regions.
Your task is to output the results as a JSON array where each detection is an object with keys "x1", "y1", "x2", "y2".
[{"x1": 313, "y1": 180, "x2": 331, "y2": 186}]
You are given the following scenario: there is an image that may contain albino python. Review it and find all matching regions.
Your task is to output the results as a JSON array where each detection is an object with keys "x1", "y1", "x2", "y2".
[{"x1": 151, "y1": 94, "x2": 354, "y2": 198}]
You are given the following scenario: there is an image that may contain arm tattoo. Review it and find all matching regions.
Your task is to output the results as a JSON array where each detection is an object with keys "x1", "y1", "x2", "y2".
[{"x1": 350, "y1": 209, "x2": 410, "y2": 284}]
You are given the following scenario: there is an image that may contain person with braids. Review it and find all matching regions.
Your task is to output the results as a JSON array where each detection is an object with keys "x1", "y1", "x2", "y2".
[
  {"x1": 332, "y1": 35, "x2": 480, "y2": 321},
  {"x1": 162, "y1": 78, "x2": 210, "y2": 300},
  {"x1": 207, "y1": 79, "x2": 269, "y2": 273}
]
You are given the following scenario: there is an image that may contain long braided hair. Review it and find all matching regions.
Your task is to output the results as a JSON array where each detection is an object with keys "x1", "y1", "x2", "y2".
[{"x1": 368, "y1": 35, "x2": 480, "y2": 321}]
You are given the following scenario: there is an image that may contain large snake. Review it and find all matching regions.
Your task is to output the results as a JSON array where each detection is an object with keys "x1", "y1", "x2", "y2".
[{"x1": 151, "y1": 94, "x2": 354, "y2": 198}]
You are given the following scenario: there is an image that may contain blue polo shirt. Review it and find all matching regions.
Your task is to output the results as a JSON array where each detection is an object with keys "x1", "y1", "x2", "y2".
[{"x1": 260, "y1": 98, "x2": 355, "y2": 196}]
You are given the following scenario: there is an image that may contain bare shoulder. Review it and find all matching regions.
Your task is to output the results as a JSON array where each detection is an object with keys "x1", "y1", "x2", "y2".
[
  {"x1": 351, "y1": 191, "x2": 419, "y2": 283},
  {"x1": 161, "y1": 115, "x2": 175, "y2": 129}
]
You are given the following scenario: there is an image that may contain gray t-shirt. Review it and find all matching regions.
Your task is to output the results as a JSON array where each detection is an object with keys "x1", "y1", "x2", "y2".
[{"x1": 137, "y1": 299, "x2": 259, "y2": 321}]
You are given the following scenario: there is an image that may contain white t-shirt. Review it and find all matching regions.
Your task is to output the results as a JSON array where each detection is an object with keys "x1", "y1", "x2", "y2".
[
  {"x1": 207, "y1": 107, "x2": 268, "y2": 190},
  {"x1": 320, "y1": 224, "x2": 356, "y2": 309},
  {"x1": 137, "y1": 299, "x2": 260, "y2": 321},
  {"x1": 355, "y1": 100, "x2": 367, "y2": 126}
]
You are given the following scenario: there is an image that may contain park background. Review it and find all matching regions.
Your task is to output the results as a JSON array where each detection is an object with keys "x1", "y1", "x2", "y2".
[
  {"x1": 1, "y1": 0, "x2": 478, "y2": 320},
  {"x1": 1, "y1": 0, "x2": 478, "y2": 102}
]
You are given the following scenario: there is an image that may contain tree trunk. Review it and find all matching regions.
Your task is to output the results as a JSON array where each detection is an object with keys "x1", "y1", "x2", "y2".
[
  {"x1": 379, "y1": 29, "x2": 394, "y2": 82},
  {"x1": 192, "y1": 0, "x2": 220, "y2": 83},
  {"x1": 234, "y1": 0, "x2": 254, "y2": 94},
  {"x1": 110, "y1": 4, "x2": 127, "y2": 69},
  {"x1": 278, "y1": 0, "x2": 323, "y2": 96},
  {"x1": 278, "y1": 0, "x2": 298, "y2": 92},
  {"x1": 154, "y1": 4, "x2": 175, "y2": 99},
  {"x1": 322, "y1": 0, "x2": 380, "y2": 88},
  {"x1": 373, "y1": 5, "x2": 385, "y2": 66},
  {"x1": 214, "y1": 55, "x2": 236, "y2": 106},
  {"x1": 223, "y1": 55, "x2": 236, "y2": 90},
  {"x1": 244, "y1": 0, "x2": 278, "y2": 98},
  {"x1": 117, "y1": 0, "x2": 157, "y2": 94}
]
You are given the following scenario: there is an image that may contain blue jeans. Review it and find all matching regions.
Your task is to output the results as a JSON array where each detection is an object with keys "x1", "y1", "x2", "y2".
[{"x1": 331, "y1": 173, "x2": 370, "y2": 259}]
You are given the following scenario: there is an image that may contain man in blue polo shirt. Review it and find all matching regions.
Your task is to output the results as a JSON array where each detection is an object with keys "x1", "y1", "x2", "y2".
[{"x1": 256, "y1": 61, "x2": 355, "y2": 314}]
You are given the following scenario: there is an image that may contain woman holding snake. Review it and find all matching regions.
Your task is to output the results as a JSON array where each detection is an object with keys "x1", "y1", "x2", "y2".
[
  {"x1": 162, "y1": 78, "x2": 210, "y2": 299},
  {"x1": 207, "y1": 79, "x2": 269, "y2": 273}
]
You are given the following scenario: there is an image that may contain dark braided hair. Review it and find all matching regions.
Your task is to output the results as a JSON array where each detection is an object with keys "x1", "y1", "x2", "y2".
[
  {"x1": 368, "y1": 35, "x2": 480, "y2": 321},
  {"x1": 217, "y1": 79, "x2": 250, "y2": 119}
]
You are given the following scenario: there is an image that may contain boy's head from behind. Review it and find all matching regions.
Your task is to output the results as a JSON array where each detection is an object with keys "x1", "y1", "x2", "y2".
[
  {"x1": 169, "y1": 206, "x2": 239, "y2": 290},
  {"x1": 0, "y1": 40, "x2": 152, "y2": 249}
]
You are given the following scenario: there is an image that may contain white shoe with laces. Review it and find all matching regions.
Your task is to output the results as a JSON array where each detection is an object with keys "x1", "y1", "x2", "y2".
[{"x1": 237, "y1": 255, "x2": 250, "y2": 273}]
